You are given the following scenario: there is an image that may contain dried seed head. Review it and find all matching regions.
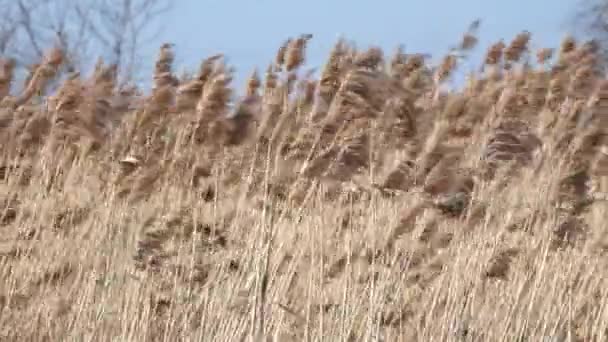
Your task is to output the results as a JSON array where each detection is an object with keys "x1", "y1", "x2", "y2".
[
  {"x1": 536, "y1": 48, "x2": 554, "y2": 64},
  {"x1": 318, "y1": 39, "x2": 349, "y2": 103},
  {"x1": 300, "y1": 78, "x2": 316, "y2": 105},
  {"x1": 45, "y1": 47, "x2": 64, "y2": 66},
  {"x1": 197, "y1": 54, "x2": 223, "y2": 84},
  {"x1": 485, "y1": 41, "x2": 506, "y2": 65},
  {"x1": 264, "y1": 64, "x2": 277, "y2": 91},
  {"x1": 505, "y1": 31, "x2": 531, "y2": 63},
  {"x1": 587, "y1": 79, "x2": 608, "y2": 114},
  {"x1": 456, "y1": 19, "x2": 481, "y2": 51},
  {"x1": 390, "y1": 45, "x2": 408, "y2": 79},
  {"x1": 91, "y1": 60, "x2": 118, "y2": 96},
  {"x1": 275, "y1": 38, "x2": 292, "y2": 68},
  {"x1": 569, "y1": 64, "x2": 595, "y2": 96},
  {"x1": 0, "y1": 58, "x2": 15, "y2": 99},
  {"x1": 495, "y1": 86, "x2": 514, "y2": 114},
  {"x1": 155, "y1": 43, "x2": 175, "y2": 75},
  {"x1": 559, "y1": 36, "x2": 577, "y2": 56},
  {"x1": 404, "y1": 54, "x2": 427, "y2": 75},
  {"x1": 545, "y1": 75, "x2": 567, "y2": 110},
  {"x1": 54, "y1": 77, "x2": 84, "y2": 112},
  {"x1": 246, "y1": 69, "x2": 261, "y2": 96},
  {"x1": 354, "y1": 46, "x2": 384, "y2": 69},
  {"x1": 285, "y1": 34, "x2": 312, "y2": 72},
  {"x1": 197, "y1": 71, "x2": 233, "y2": 120},
  {"x1": 524, "y1": 71, "x2": 549, "y2": 109},
  {"x1": 436, "y1": 54, "x2": 458, "y2": 83},
  {"x1": 460, "y1": 33, "x2": 479, "y2": 51},
  {"x1": 176, "y1": 79, "x2": 204, "y2": 111},
  {"x1": 151, "y1": 85, "x2": 174, "y2": 109},
  {"x1": 154, "y1": 72, "x2": 178, "y2": 89}
]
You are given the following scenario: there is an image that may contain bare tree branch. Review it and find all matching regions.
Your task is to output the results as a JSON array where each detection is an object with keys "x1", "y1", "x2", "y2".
[
  {"x1": 16, "y1": 0, "x2": 44, "y2": 59},
  {"x1": 572, "y1": 0, "x2": 608, "y2": 68},
  {"x1": 0, "y1": 0, "x2": 172, "y2": 88}
]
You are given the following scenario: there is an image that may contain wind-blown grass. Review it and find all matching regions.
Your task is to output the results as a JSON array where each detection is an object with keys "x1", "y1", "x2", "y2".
[{"x1": 1, "y1": 22, "x2": 608, "y2": 341}]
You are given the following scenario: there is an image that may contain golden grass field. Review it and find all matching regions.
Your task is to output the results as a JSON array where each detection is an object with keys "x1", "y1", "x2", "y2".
[{"x1": 1, "y1": 23, "x2": 608, "y2": 341}]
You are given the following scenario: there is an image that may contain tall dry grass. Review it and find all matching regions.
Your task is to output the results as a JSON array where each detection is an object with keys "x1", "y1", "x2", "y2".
[{"x1": 1, "y1": 24, "x2": 608, "y2": 341}]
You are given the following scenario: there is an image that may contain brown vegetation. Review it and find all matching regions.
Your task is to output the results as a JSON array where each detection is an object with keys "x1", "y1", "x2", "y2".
[{"x1": 1, "y1": 24, "x2": 608, "y2": 341}]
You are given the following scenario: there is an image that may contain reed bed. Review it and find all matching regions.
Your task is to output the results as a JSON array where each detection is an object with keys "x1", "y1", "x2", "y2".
[{"x1": 1, "y1": 24, "x2": 608, "y2": 341}]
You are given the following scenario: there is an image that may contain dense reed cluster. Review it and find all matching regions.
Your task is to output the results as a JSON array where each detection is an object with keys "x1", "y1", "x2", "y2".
[{"x1": 1, "y1": 22, "x2": 608, "y2": 340}]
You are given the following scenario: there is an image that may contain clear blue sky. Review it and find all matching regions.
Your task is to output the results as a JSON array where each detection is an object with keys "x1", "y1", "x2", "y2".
[{"x1": 142, "y1": 0, "x2": 581, "y2": 89}]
